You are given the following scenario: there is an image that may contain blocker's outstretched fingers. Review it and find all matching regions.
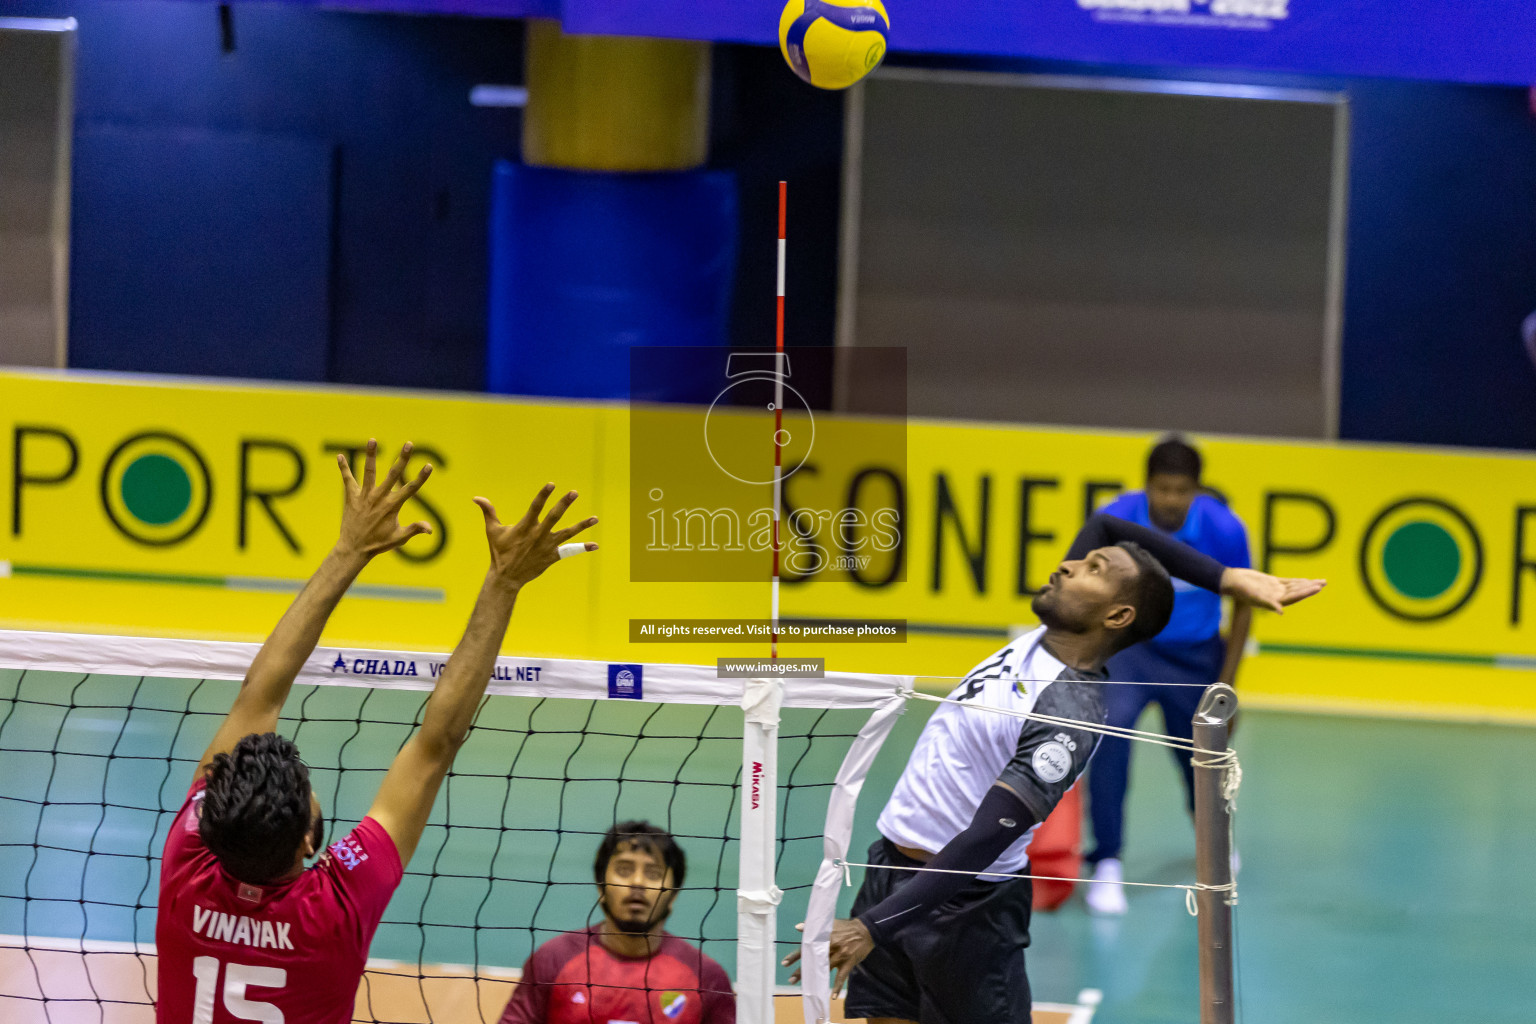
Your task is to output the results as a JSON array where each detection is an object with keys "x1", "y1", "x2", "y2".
[
  {"x1": 396, "y1": 463, "x2": 432, "y2": 504},
  {"x1": 336, "y1": 451, "x2": 359, "y2": 491},
  {"x1": 381, "y1": 441, "x2": 414, "y2": 492},
  {"x1": 362, "y1": 438, "x2": 378, "y2": 490},
  {"x1": 555, "y1": 516, "x2": 599, "y2": 544},
  {"x1": 473, "y1": 496, "x2": 501, "y2": 527},
  {"x1": 541, "y1": 490, "x2": 579, "y2": 531},
  {"x1": 557, "y1": 542, "x2": 596, "y2": 559},
  {"x1": 521, "y1": 483, "x2": 556, "y2": 525}
]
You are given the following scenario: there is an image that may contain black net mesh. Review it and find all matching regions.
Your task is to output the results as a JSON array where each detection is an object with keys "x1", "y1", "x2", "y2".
[{"x1": 0, "y1": 666, "x2": 868, "y2": 1024}]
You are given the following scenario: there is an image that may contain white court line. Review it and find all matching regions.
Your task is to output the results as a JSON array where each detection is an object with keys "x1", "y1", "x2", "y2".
[{"x1": 2, "y1": 935, "x2": 1100, "y2": 1020}]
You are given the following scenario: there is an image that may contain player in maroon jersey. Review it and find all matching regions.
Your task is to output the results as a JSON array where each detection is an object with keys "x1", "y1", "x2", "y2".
[
  {"x1": 498, "y1": 821, "x2": 735, "y2": 1024},
  {"x1": 155, "y1": 439, "x2": 598, "y2": 1024}
]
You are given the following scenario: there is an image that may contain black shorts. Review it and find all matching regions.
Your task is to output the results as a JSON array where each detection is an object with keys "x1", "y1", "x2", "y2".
[{"x1": 844, "y1": 837, "x2": 1034, "y2": 1024}]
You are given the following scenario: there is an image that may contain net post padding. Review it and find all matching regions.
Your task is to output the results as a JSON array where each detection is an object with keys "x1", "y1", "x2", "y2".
[
  {"x1": 1192, "y1": 683, "x2": 1237, "y2": 1024},
  {"x1": 799, "y1": 690, "x2": 908, "y2": 1024},
  {"x1": 736, "y1": 678, "x2": 783, "y2": 1024}
]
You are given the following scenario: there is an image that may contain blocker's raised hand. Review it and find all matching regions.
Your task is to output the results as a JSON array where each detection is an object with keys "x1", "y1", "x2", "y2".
[
  {"x1": 335, "y1": 439, "x2": 433, "y2": 558},
  {"x1": 1219, "y1": 567, "x2": 1326, "y2": 613},
  {"x1": 476, "y1": 482, "x2": 598, "y2": 591}
]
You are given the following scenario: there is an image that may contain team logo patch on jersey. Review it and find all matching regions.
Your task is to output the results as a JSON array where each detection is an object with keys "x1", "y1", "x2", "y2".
[
  {"x1": 660, "y1": 991, "x2": 688, "y2": 1018},
  {"x1": 236, "y1": 882, "x2": 262, "y2": 904},
  {"x1": 186, "y1": 792, "x2": 204, "y2": 832},
  {"x1": 1031, "y1": 741, "x2": 1072, "y2": 783},
  {"x1": 329, "y1": 834, "x2": 369, "y2": 871}
]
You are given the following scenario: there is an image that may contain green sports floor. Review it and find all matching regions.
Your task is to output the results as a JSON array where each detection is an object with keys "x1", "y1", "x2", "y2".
[
  {"x1": 1025, "y1": 708, "x2": 1536, "y2": 1024},
  {"x1": 2, "y1": 668, "x2": 1533, "y2": 1024}
]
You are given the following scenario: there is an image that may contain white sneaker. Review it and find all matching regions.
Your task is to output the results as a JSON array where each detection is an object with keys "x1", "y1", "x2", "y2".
[{"x1": 1086, "y1": 858, "x2": 1128, "y2": 915}]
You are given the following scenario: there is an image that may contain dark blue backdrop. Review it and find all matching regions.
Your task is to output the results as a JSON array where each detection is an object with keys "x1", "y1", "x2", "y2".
[
  {"x1": 5, "y1": 1, "x2": 1535, "y2": 448},
  {"x1": 1341, "y1": 79, "x2": 1536, "y2": 450},
  {"x1": 222, "y1": 0, "x2": 1536, "y2": 88},
  {"x1": 20, "y1": 0, "x2": 528, "y2": 389},
  {"x1": 70, "y1": 125, "x2": 334, "y2": 379}
]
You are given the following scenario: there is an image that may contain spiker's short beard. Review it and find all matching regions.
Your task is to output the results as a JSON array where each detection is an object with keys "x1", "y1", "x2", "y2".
[{"x1": 1030, "y1": 589, "x2": 1055, "y2": 624}]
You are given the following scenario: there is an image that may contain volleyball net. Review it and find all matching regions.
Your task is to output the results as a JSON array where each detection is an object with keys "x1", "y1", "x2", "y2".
[
  {"x1": 0, "y1": 630, "x2": 910, "y2": 1024},
  {"x1": 0, "y1": 628, "x2": 1238, "y2": 1024}
]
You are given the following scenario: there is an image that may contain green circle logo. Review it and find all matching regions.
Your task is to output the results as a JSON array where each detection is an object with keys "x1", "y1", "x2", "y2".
[
  {"x1": 1381, "y1": 520, "x2": 1460, "y2": 599},
  {"x1": 120, "y1": 454, "x2": 193, "y2": 526},
  {"x1": 101, "y1": 433, "x2": 212, "y2": 546},
  {"x1": 1360, "y1": 498, "x2": 1481, "y2": 621}
]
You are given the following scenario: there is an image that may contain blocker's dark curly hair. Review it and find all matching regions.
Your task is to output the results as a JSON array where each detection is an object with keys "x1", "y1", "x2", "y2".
[{"x1": 200, "y1": 732, "x2": 313, "y2": 884}]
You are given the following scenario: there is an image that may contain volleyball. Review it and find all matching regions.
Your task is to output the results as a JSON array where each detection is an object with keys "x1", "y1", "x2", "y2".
[{"x1": 778, "y1": 0, "x2": 890, "y2": 91}]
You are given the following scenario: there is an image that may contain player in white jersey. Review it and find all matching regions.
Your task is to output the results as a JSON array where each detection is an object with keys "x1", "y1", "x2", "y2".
[
  {"x1": 874, "y1": 630, "x2": 1104, "y2": 886},
  {"x1": 785, "y1": 513, "x2": 1324, "y2": 1024}
]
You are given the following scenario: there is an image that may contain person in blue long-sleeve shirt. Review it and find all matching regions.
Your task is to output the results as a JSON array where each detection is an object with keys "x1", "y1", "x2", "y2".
[{"x1": 1085, "y1": 436, "x2": 1252, "y2": 914}]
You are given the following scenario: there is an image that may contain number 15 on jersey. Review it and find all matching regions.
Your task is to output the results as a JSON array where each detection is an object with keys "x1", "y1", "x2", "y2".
[{"x1": 192, "y1": 956, "x2": 287, "y2": 1023}]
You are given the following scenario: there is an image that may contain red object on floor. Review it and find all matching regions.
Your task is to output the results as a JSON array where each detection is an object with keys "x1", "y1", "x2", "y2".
[{"x1": 1026, "y1": 782, "x2": 1083, "y2": 911}]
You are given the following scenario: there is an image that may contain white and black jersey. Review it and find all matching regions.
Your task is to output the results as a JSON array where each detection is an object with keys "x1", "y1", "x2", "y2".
[
  {"x1": 876, "y1": 626, "x2": 1106, "y2": 878},
  {"x1": 847, "y1": 515, "x2": 1238, "y2": 1024}
]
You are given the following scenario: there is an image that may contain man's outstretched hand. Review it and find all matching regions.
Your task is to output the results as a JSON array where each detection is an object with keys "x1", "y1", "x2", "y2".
[
  {"x1": 202, "y1": 439, "x2": 432, "y2": 778},
  {"x1": 1220, "y1": 567, "x2": 1326, "y2": 613},
  {"x1": 335, "y1": 439, "x2": 433, "y2": 559},
  {"x1": 781, "y1": 918, "x2": 875, "y2": 998},
  {"x1": 476, "y1": 483, "x2": 598, "y2": 591}
]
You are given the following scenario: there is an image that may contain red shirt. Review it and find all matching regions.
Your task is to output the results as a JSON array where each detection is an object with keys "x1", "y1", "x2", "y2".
[
  {"x1": 155, "y1": 777, "x2": 403, "y2": 1024},
  {"x1": 498, "y1": 926, "x2": 735, "y2": 1024}
]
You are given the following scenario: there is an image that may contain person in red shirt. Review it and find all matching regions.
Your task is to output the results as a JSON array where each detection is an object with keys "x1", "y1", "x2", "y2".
[
  {"x1": 155, "y1": 439, "x2": 598, "y2": 1024},
  {"x1": 498, "y1": 822, "x2": 735, "y2": 1024}
]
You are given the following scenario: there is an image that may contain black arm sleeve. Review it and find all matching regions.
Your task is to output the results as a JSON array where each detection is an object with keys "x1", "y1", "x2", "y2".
[
  {"x1": 1068, "y1": 513, "x2": 1227, "y2": 593},
  {"x1": 857, "y1": 785, "x2": 1031, "y2": 946}
]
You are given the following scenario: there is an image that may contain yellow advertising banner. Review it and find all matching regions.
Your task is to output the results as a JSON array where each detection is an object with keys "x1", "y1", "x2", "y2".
[
  {"x1": 2, "y1": 370, "x2": 1535, "y2": 722},
  {"x1": 784, "y1": 420, "x2": 1536, "y2": 722},
  {"x1": 0, "y1": 371, "x2": 615, "y2": 655}
]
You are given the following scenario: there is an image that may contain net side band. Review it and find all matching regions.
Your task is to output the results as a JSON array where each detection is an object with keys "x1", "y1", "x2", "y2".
[{"x1": 0, "y1": 629, "x2": 910, "y2": 709}]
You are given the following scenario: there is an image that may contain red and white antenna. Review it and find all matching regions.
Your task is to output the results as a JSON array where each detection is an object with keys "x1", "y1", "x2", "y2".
[{"x1": 771, "y1": 181, "x2": 787, "y2": 660}]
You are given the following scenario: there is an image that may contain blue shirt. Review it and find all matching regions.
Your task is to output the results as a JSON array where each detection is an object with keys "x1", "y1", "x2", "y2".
[{"x1": 1098, "y1": 492, "x2": 1251, "y2": 647}]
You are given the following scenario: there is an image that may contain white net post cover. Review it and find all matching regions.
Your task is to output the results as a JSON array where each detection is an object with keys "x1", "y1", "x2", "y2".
[
  {"x1": 799, "y1": 692, "x2": 907, "y2": 1024},
  {"x1": 736, "y1": 677, "x2": 783, "y2": 1024},
  {"x1": 0, "y1": 629, "x2": 907, "y2": 1023}
]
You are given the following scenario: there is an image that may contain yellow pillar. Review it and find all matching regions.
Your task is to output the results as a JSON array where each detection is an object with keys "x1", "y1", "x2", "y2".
[{"x1": 522, "y1": 19, "x2": 711, "y2": 172}]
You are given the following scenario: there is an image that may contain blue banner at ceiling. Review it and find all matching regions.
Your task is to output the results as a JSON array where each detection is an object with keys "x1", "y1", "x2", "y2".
[{"x1": 305, "y1": 0, "x2": 1536, "y2": 87}]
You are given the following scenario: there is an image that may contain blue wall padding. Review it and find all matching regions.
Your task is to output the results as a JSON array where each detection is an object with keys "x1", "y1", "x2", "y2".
[
  {"x1": 71, "y1": 125, "x2": 333, "y2": 381},
  {"x1": 487, "y1": 161, "x2": 739, "y2": 401}
]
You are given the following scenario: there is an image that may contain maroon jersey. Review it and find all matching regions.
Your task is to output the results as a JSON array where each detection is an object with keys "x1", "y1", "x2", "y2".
[
  {"x1": 498, "y1": 926, "x2": 735, "y2": 1024},
  {"x1": 155, "y1": 777, "x2": 403, "y2": 1024}
]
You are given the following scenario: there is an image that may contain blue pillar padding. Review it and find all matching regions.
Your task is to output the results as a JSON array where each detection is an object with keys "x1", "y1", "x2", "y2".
[{"x1": 487, "y1": 161, "x2": 739, "y2": 400}]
